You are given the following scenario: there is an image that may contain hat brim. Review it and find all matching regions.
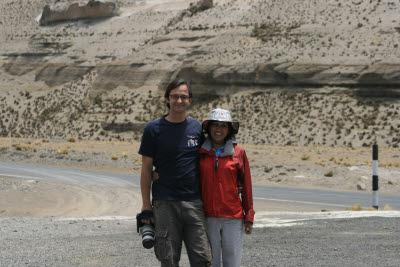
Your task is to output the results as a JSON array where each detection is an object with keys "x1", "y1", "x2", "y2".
[{"x1": 202, "y1": 120, "x2": 239, "y2": 134}]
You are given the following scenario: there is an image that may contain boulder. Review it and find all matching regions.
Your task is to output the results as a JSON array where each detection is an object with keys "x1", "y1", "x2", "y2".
[
  {"x1": 39, "y1": 0, "x2": 118, "y2": 26},
  {"x1": 356, "y1": 182, "x2": 367, "y2": 191}
]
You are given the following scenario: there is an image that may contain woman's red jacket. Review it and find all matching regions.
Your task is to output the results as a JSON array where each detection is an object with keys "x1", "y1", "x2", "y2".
[{"x1": 199, "y1": 139, "x2": 255, "y2": 223}]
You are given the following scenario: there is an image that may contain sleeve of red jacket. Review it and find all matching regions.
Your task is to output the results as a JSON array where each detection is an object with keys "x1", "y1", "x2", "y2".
[{"x1": 240, "y1": 148, "x2": 255, "y2": 223}]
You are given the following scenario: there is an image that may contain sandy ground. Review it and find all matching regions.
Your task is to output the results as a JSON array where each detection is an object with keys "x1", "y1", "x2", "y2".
[
  {"x1": 0, "y1": 176, "x2": 141, "y2": 217},
  {"x1": 1, "y1": 137, "x2": 399, "y2": 217}
]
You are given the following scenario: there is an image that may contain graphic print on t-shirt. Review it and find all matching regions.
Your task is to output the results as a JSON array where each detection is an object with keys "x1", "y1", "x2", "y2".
[{"x1": 187, "y1": 135, "x2": 199, "y2": 147}]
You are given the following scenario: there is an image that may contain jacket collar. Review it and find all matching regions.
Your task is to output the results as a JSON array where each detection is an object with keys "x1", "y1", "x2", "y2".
[{"x1": 201, "y1": 138, "x2": 235, "y2": 157}]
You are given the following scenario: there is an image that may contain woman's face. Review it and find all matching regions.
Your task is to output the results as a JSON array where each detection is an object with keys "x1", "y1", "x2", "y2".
[{"x1": 209, "y1": 121, "x2": 229, "y2": 144}]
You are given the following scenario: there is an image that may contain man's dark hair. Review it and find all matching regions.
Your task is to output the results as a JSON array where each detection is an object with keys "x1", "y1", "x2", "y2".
[
  {"x1": 205, "y1": 121, "x2": 236, "y2": 142},
  {"x1": 164, "y1": 79, "x2": 192, "y2": 109}
]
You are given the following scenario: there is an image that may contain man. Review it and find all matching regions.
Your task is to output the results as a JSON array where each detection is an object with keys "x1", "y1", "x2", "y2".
[{"x1": 138, "y1": 79, "x2": 212, "y2": 267}]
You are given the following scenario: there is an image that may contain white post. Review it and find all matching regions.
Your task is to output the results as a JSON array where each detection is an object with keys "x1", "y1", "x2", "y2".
[{"x1": 372, "y1": 145, "x2": 379, "y2": 209}]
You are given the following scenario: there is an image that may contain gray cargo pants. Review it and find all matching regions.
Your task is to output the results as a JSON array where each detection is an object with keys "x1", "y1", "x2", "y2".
[{"x1": 153, "y1": 199, "x2": 212, "y2": 267}]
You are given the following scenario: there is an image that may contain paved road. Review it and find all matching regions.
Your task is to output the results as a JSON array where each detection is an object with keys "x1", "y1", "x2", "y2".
[
  {"x1": 253, "y1": 185, "x2": 400, "y2": 211},
  {"x1": 0, "y1": 162, "x2": 139, "y2": 187},
  {"x1": 1, "y1": 162, "x2": 399, "y2": 211}
]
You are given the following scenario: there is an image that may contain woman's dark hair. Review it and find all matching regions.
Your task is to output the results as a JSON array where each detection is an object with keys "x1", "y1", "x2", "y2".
[
  {"x1": 164, "y1": 79, "x2": 192, "y2": 109},
  {"x1": 205, "y1": 121, "x2": 236, "y2": 142}
]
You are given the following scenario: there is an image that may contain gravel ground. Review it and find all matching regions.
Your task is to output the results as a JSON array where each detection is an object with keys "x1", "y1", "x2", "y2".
[{"x1": 1, "y1": 216, "x2": 399, "y2": 267}]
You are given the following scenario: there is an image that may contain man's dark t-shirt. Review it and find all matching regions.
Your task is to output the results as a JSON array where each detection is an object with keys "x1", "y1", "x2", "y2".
[{"x1": 138, "y1": 116, "x2": 203, "y2": 201}]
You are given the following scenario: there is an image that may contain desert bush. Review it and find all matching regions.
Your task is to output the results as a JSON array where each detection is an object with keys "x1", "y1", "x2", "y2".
[
  {"x1": 67, "y1": 137, "x2": 78, "y2": 142},
  {"x1": 33, "y1": 140, "x2": 42, "y2": 145},
  {"x1": 315, "y1": 162, "x2": 326, "y2": 167},
  {"x1": 14, "y1": 144, "x2": 31, "y2": 151},
  {"x1": 57, "y1": 148, "x2": 69, "y2": 154},
  {"x1": 324, "y1": 170, "x2": 334, "y2": 177},
  {"x1": 346, "y1": 204, "x2": 362, "y2": 211},
  {"x1": 111, "y1": 155, "x2": 119, "y2": 160},
  {"x1": 301, "y1": 155, "x2": 310, "y2": 160},
  {"x1": 382, "y1": 204, "x2": 392, "y2": 211}
]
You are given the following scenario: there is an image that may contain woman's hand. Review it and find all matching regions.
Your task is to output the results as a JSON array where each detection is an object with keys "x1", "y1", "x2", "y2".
[
  {"x1": 245, "y1": 221, "x2": 253, "y2": 235},
  {"x1": 152, "y1": 171, "x2": 159, "y2": 181}
]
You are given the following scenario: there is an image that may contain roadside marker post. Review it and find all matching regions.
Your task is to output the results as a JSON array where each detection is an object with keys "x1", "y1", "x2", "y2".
[{"x1": 372, "y1": 144, "x2": 379, "y2": 209}]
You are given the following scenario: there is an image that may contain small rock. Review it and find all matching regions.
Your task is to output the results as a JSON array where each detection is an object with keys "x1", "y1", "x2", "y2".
[
  {"x1": 264, "y1": 167, "x2": 273, "y2": 173},
  {"x1": 357, "y1": 182, "x2": 366, "y2": 191},
  {"x1": 272, "y1": 177, "x2": 283, "y2": 182}
]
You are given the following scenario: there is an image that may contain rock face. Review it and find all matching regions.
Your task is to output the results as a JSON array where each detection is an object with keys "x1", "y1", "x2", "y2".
[{"x1": 39, "y1": 0, "x2": 118, "y2": 26}]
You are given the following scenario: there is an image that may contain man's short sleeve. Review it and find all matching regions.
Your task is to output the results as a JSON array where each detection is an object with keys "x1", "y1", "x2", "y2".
[{"x1": 138, "y1": 122, "x2": 156, "y2": 159}]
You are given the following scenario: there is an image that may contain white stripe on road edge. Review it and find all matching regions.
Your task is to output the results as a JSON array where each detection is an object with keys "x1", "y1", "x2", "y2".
[
  {"x1": 55, "y1": 216, "x2": 136, "y2": 221},
  {"x1": 254, "y1": 197, "x2": 349, "y2": 208},
  {"x1": 0, "y1": 173, "x2": 43, "y2": 180},
  {"x1": 254, "y1": 211, "x2": 400, "y2": 228}
]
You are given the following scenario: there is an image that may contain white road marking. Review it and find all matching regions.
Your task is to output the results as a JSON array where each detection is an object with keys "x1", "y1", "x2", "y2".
[
  {"x1": 319, "y1": 193, "x2": 347, "y2": 197},
  {"x1": 254, "y1": 211, "x2": 400, "y2": 228},
  {"x1": 0, "y1": 173, "x2": 43, "y2": 180},
  {"x1": 254, "y1": 197, "x2": 349, "y2": 207},
  {"x1": 55, "y1": 216, "x2": 136, "y2": 221}
]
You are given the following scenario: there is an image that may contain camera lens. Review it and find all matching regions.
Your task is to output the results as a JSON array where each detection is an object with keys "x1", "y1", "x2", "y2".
[{"x1": 140, "y1": 224, "x2": 155, "y2": 249}]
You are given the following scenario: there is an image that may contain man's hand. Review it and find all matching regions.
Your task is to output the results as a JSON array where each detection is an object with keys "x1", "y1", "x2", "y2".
[
  {"x1": 245, "y1": 221, "x2": 253, "y2": 235},
  {"x1": 139, "y1": 208, "x2": 154, "y2": 225}
]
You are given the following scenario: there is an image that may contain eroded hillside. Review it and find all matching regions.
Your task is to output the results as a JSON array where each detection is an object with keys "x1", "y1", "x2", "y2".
[{"x1": 0, "y1": 0, "x2": 399, "y2": 147}]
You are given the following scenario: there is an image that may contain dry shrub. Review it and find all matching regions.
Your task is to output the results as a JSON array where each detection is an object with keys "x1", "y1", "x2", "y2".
[
  {"x1": 67, "y1": 137, "x2": 78, "y2": 143},
  {"x1": 14, "y1": 144, "x2": 31, "y2": 151},
  {"x1": 347, "y1": 204, "x2": 362, "y2": 211},
  {"x1": 111, "y1": 155, "x2": 119, "y2": 160},
  {"x1": 0, "y1": 146, "x2": 10, "y2": 150},
  {"x1": 134, "y1": 157, "x2": 142, "y2": 166},
  {"x1": 365, "y1": 206, "x2": 378, "y2": 211},
  {"x1": 324, "y1": 170, "x2": 334, "y2": 177},
  {"x1": 33, "y1": 148, "x2": 38, "y2": 152},
  {"x1": 42, "y1": 139, "x2": 50, "y2": 143},
  {"x1": 315, "y1": 162, "x2": 326, "y2": 167},
  {"x1": 301, "y1": 155, "x2": 310, "y2": 160},
  {"x1": 381, "y1": 204, "x2": 393, "y2": 211},
  {"x1": 33, "y1": 140, "x2": 42, "y2": 145},
  {"x1": 122, "y1": 152, "x2": 129, "y2": 158},
  {"x1": 57, "y1": 148, "x2": 69, "y2": 154}
]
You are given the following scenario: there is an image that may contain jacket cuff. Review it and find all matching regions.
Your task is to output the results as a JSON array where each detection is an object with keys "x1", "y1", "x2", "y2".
[{"x1": 244, "y1": 209, "x2": 255, "y2": 223}]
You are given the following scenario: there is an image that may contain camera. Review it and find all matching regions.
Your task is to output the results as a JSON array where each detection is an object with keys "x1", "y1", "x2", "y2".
[{"x1": 136, "y1": 210, "x2": 155, "y2": 249}]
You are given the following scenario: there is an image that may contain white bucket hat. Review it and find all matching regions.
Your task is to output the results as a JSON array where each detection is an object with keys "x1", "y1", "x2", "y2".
[{"x1": 202, "y1": 108, "x2": 239, "y2": 134}]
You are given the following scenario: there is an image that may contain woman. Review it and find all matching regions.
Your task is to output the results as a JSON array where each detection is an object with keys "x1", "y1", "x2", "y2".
[{"x1": 199, "y1": 108, "x2": 255, "y2": 267}]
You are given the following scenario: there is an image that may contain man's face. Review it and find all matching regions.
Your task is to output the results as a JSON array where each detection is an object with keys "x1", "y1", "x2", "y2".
[{"x1": 166, "y1": 84, "x2": 192, "y2": 114}]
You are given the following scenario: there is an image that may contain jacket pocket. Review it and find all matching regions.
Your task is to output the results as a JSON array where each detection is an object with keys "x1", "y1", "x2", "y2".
[{"x1": 154, "y1": 228, "x2": 171, "y2": 261}]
